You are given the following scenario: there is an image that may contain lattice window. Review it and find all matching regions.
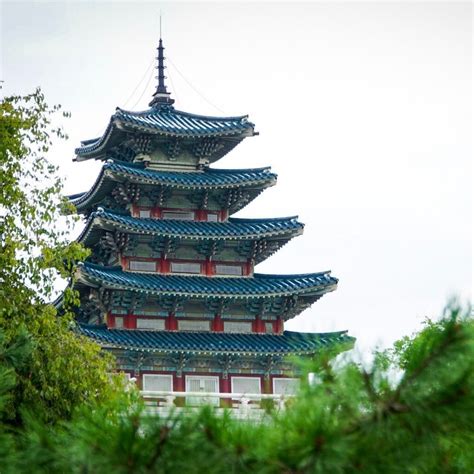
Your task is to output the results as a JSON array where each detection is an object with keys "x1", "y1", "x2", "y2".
[
  {"x1": 185, "y1": 376, "x2": 219, "y2": 406},
  {"x1": 206, "y1": 213, "x2": 219, "y2": 222},
  {"x1": 179, "y1": 320, "x2": 210, "y2": 332},
  {"x1": 136, "y1": 318, "x2": 165, "y2": 331},
  {"x1": 265, "y1": 322, "x2": 274, "y2": 334},
  {"x1": 223, "y1": 321, "x2": 252, "y2": 333},
  {"x1": 170, "y1": 262, "x2": 201, "y2": 274},
  {"x1": 162, "y1": 210, "x2": 195, "y2": 221},
  {"x1": 142, "y1": 374, "x2": 173, "y2": 392},
  {"x1": 114, "y1": 316, "x2": 124, "y2": 329},
  {"x1": 215, "y1": 264, "x2": 243, "y2": 276},
  {"x1": 139, "y1": 209, "x2": 151, "y2": 218},
  {"x1": 231, "y1": 377, "x2": 261, "y2": 395},
  {"x1": 273, "y1": 378, "x2": 300, "y2": 395},
  {"x1": 129, "y1": 260, "x2": 156, "y2": 272}
]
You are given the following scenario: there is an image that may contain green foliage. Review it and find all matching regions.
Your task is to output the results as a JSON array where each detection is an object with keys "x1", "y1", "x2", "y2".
[
  {"x1": 0, "y1": 89, "x2": 118, "y2": 425},
  {"x1": 1, "y1": 302, "x2": 472, "y2": 473}
]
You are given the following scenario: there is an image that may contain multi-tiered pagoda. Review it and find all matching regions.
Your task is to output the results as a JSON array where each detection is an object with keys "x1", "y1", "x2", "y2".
[{"x1": 68, "y1": 36, "x2": 352, "y2": 398}]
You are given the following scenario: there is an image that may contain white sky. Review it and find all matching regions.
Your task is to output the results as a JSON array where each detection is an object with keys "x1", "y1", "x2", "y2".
[{"x1": 2, "y1": 1, "x2": 472, "y2": 353}]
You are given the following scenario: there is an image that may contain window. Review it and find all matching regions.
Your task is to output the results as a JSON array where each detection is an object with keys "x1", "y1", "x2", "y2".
[
  {"x1": 215, "y1": 264, "x2": 243, "y2": 276},
  {"x1": 142, "y1": 374, "x2": 173, "y2": 392},
  {"x1": 162, "y1": 210, "x2": 195, "y2": 221},
  {"x1": 206, "y1": 213, "x2": 219, "y2": 222},
  {"x1": 136, "y1": 318, "x2": 165, "y2": 331},
  {"x1": 114, "y1": 316, "x2": 124, "y2": 329},
  {"x1": 129, "y1": 260, "x2": 156, "y2": 272},
  {"x1": 265, "y1": 322, "x2": 274, "y2": 334},
  {"x1": 223, "y1": 321, "x2": 252, "y2": 333},
  {"x1": 231, "y1": 377, "x2": 261, "y2": 395},
  {"x1": 170, "y1": 262, "x2": 201, "y2": 274},
  {"x1": 179, "y1": 320, "x2": 210, "y2": 332},
  {"x1": 185, "y1": 376, "x2": 219, "y2": 406},
  {"x1": 139, "y1": 209, "x2": 151, "y2": 218},
  {"x1": 273, "y1": 378, "x2": 300, "y2": 395}
]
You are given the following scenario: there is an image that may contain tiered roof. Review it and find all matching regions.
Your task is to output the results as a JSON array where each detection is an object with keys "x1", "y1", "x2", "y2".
[
  {"x1": 70, "y1": 162, "x2": 276, "y2": 214},
  {"x1": 67, "y1": 34, "x2": 351, "y2": 363},
  {"x1": 79, "y1": 209, "x2": 303, "y2": 257},
  {"x1": 75, "y1": 107, "x2": 255, "y2": 162},
  {"x1": 78, "y1": 325, "x2": 353, "y2": 355},
  {"x1": 76, "y1": 262, "x2": 337, "y2": 299}
]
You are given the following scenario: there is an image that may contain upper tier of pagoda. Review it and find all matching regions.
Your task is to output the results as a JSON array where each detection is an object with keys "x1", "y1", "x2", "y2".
[
  {"x1": 70, "y1": 161, "x2": 276, "y2": 216},
  {"x1": 75, "y1": 107, "x2": 255, "y2": 164},
  {"x1": 74, "y1": 36, "x2": 257, "y2": 168}
]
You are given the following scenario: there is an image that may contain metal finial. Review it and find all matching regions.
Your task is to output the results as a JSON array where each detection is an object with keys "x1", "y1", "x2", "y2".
[{"x1": 149, "y1": 15, "x2": 174, "y2": 108}]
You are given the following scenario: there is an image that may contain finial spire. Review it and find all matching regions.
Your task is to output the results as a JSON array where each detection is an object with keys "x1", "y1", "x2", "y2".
[{"x1": 149, "y1": 15, "x2": 174, "y2": 108}]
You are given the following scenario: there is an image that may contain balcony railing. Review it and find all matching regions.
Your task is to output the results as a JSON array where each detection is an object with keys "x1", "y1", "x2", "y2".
[{"x1": 140, "y1": 390, "x2": 294, "y2": 420}]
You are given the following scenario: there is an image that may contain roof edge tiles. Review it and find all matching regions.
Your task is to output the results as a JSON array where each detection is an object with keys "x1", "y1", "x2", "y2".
[
  {"x1": 77, "y1": 209, "x2": 304, "y2": 243},
  {"x1": 76, "y1": 262, "x2": 338, "y2": 299},
  {"x1": 77, "y1": 324, "x2": 354, "y2": 355},
  {"x1": 75, "y1": 106, "x2": 255, "y2": 159}
]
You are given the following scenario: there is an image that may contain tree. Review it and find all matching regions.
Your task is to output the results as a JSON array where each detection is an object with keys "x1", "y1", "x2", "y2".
[{"x1": 0, "y1": 88, "x2": 119, "y2": 425}]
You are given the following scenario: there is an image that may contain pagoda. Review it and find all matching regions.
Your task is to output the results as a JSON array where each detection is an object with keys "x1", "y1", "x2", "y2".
[{"x1": 67, "y1": 36, "x2": 353, "y2": 399}]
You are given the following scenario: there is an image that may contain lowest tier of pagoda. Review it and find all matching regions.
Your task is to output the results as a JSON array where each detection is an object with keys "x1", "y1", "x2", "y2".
[{"x1": 68, "y1": 37, "x2": 352, "y2": 395}]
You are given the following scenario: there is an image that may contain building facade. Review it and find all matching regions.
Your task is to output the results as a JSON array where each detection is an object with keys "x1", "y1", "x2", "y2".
[{"x1": 68, "y1": 36, "x2": 353, "y2": 399}]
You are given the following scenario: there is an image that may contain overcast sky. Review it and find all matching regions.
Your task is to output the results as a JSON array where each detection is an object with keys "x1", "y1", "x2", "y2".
[{"x1": 2, "y1": 1, "x2": 472, "y2": 353}]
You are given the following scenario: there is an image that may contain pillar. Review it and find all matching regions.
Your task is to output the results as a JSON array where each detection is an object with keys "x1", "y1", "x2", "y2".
[
  {"x1": 212, "y1": 314, "x2": 224, "y2": 332},
  {"x1": 166, "y1": 312, "x2": 178, "y2": 331}
]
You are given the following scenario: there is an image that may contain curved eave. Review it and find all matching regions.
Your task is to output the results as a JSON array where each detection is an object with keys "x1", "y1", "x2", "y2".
[
  {"x1": 75, "y1": 263, "x2": 338, "y2": 299},
  {"x1": 77, "y1": 324, "x2": 354, "y2": 356},
  {"x1": 69, "y1": 163, "x2": 277, "y2": 214},
  {"x1": 77, "y1": 210, "x2": 304, "y2": 245},
  {"x1": 74, "y1": 107, "x2": 255, "y2": 161}
]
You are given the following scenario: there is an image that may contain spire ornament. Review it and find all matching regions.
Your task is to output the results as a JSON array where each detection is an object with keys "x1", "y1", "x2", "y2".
[{"x1": 149, "y1": 35, "x2": 174, "y2": 107}]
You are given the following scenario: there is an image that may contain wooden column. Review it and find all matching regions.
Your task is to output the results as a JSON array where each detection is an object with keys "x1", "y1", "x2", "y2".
[
  {"x1": 160, "y1": 256, "x2": 170, "y2": 273},
  {"x1": 173, "y1": 374, "x2": 185, "y2": 407},
  {"x1": 253, "y1": 316, "x2": 265, "y2": 333},
  {"x1": 166, "y1": 312, "x2": 178, "y2": 331},
  {"x1": 152, "y1": 207, "x2": 162, "y2": 219},
  {"x1": 205, "y1": 258, "x2": 214, "y2": 276},
  {"x1": 196, "y1": 209, "x2": 206, "y2": 221},
  {"x1": 220, "y1": 376, "x2": 231, "y2": 408},
  {"x1": 275, "y1": 318, "x2": 284, "y2": 334},
  {"x1": 263, "y1": 376, "x2": 272, "y2": 394},
  {"x1": 212, "y1": 314, "x2": 224, "y2": 332}
]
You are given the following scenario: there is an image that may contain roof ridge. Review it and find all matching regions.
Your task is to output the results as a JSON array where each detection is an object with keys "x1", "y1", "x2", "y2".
[{"x1": 115, "y1": 106, "x2": 251, "y2": 123}]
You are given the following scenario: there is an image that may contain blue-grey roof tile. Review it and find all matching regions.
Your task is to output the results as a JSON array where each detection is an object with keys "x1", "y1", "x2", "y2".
[
  {"x1": 75, "y1": 106, "x2": 255, "y2": 157},
  {"x1": 81, "y1": 209, "x2": 303, "y2": 241},
  {"x1": 70, "y1": 162, "x2": 276, "y2": 211},
  {"x1": 76, "y1": 262, "x2": 337, "y2": 299},
  {"x1": 77, "y1": 324, "x2": 353, "y2": 355}
]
